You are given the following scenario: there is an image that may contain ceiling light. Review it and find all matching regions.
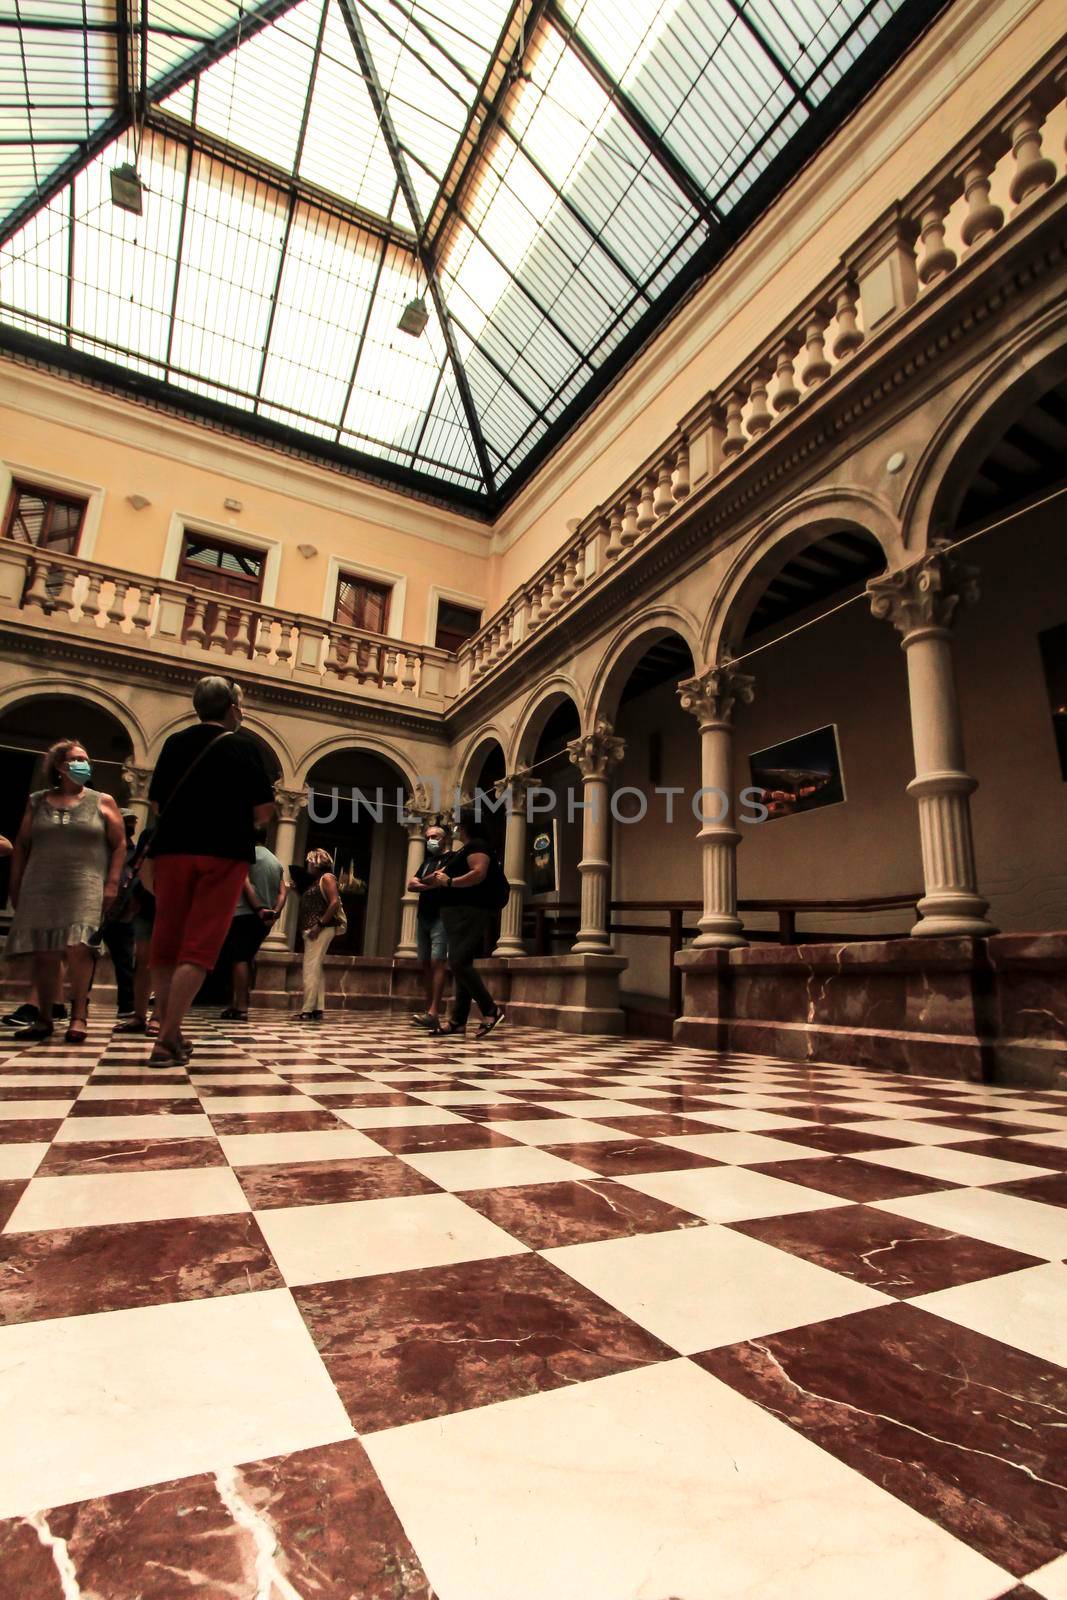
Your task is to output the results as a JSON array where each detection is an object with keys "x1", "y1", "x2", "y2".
[
  {"x1": 398, "y1": 296, "x2": 429, "y2": 337},
  {"x1": 109, "y1": 163, "x2": 144, "y2": 215}
]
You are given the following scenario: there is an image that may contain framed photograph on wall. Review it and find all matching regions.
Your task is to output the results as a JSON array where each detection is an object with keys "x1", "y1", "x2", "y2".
[
  {"x1": 748, "y1": 724, "x2": 846, "y2": 820},
  {"x1": 1038, "y1": 622, "x2": 1067, "y2": 780},
  {"x1": 529, "y1": 819, "x2": 558, "y2": 894}
]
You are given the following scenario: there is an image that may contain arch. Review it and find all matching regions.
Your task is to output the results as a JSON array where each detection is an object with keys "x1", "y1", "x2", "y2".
[
  {"x1": 901, "y1": 307, "x2": 1067, "y2": 546},
  {"x1": 0, "y1": 676, "x2": 147, "y2": 762},
  {"x1": 296, "y1": 731, "x2": 420, "y2": 793},
  {"x1": 702, "y1": 487, "x2": 902, "y2": 662},
  {"x1": 146, "y1": 708, "x2": 287, "y2": 782},
  {"x1": 584, "y1": 606, "x2": 701, "y2": 729},
  {"x1": 454, "y1": 724, "x2": 509, "y2": 794},
  {"x1": 510, "y1": 675, "x2": 583, "y2": 769}
]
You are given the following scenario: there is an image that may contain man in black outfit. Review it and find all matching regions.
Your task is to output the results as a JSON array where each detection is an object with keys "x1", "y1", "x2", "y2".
[{"x1": 428, "y1": 807, "x2": 504, "y2": 1039}]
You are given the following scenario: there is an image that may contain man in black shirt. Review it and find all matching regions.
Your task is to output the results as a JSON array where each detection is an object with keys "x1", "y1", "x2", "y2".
[
  {"x1": 427, "y1": 807, "x2": 505, "y2": 1039},
  {"x1": 408, "y1": 821, "x2": 452, "y2": 1028},
  {"x1": 146, "y1": 676, "x2": 275, "y2": 1066}
]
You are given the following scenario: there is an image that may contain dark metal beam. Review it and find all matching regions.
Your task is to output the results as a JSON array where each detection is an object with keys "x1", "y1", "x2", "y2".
[
  {"x1": 545, "y1": 1, "x2": 719, "y2": 229},
  {"x1": 114, "y1": 0, "x2": 132, "y2": 122},
  {"x1": 336, "y1": 0, "x2": 496, "y2": 496}
]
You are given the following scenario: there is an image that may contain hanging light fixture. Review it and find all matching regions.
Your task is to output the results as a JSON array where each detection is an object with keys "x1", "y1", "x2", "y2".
[
  {"x1": 110, "y1": 162, "x2": 144, "y2": 214},
  {"x1": 398, "y1": 295, "x2": 429, "y2": 337}
]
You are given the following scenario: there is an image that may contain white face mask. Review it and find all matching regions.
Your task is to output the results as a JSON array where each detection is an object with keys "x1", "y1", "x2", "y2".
[{"x1": 426, "y1": 838, "x2": 442, "y2": 854}]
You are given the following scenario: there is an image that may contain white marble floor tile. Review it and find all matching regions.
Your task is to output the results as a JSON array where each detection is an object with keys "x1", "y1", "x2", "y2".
[
  {"x1": 0, "y1": 1289, "x2": 353, "y2": 1519},
  {"x1": 218, "y1": 1129, "x2": 386, "y2": 1166},
  {"x1": 872, "y1": 1186, "x2": 1067, "y2": 1260},
  {"x1": 534, "y1": 1099, "x2": 658, "y2": 1118},
  {"x1": 365, "y1": 1360, "x2": 1002, "y2": 1600},
  {"x1": 0, "y1": 1075, "x2": 86, "y2": 1088},
  {"x1": 4, "y1": 1167, "x2": 251, "y2": 1232},
  {"x1": 0, "y1": 1100, "x2": 74, "y2": 1119},
  {"x1": 1027, "y1": 1551, "x2": 1067, "y2": 1599},
  {"x1": 255, "y1": 1192, "x2": 527, "y2": 1286},
  {"x1": 680, "y1": 1108, "x2": 816, "y2": 1132},
  {"x1": 856, "y1": 1144, "x2": 1056, "y2": 1187},
  {"x1": 912, "y1": 1263, "x2": 1067, "y2": 1367},
  {"x1": 617, "y1": 1164, "x2": 849, "y2": 1224},
  {"x1": 0, "y1": 1143, "x2": 49, "y2": 1179},
  {"x1": 413, "y1": 1090, "x2": 525, "y2": 1106},
  {"x1": 545, "y1": 1225, "x2": 885, "y2": 1353},
  {"x1": 654, "y1": 1131, "x2": 828, "y2": 1164},
  {"x1": 839, "y1": 1118, "x2": 993, "y2": 1145},
  {"x1": 485, "y1": 1117, "x2": 638, "y2": 1146},
  {"x1": 52, "y1": 1113, "x2": 215, "y2": 1143},
  {"x1": 198, "y1": 1094, "x2": 319, "y2": 1114},
  {"x1": 1016, "y1": 1130, "x2": 1067, "y2": 1152},
  {"x1": 78, "y1": 1083, "x2": 200, "y2": 1100},
  {"x1": 334, "y1": 1105, "x2": 465, "y2": 1128},
  {"x1": 975, "y1": 1111, "x2": 1067, "y2": 1130},
  {"x1": 396, "y1": 1145, "x2": 595, "y2": 1192}
]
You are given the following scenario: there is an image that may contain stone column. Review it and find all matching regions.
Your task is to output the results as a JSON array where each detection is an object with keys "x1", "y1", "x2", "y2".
[
  {"x1": 121, "y1": 764, "x2": 152, "y2": 829},
  {"x1": 868, "y1": 540, "x2": 995, "y2": 937},
  {"x1": 493, "y1": 767, "x2": 534, "y2": 956},
  {"x1": 567, "y1": 721, "x2": 625, "y2": 954},
  {"x1": 677, "y1": 663, "x2": 755, "y2": 948},
  {"x1": 266, "y1": 786, "x2": 306, "y2": 950},
  {"x1": 395, "y1": 812, "x2": 430, "y2": 958}
]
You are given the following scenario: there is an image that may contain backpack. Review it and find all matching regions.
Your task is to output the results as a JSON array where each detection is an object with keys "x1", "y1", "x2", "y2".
[{"x1": 486, "y1": 854, "x2": 511, "y2": 911}]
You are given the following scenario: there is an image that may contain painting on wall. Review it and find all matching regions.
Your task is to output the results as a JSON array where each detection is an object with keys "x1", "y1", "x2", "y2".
[
  {"x1": 748, "y1": 724, "x2": 846, "y2": 820},
  {"x1": 529, "y1": 820, "x2": 559, "y2": 895},
  {"x1": 1038, "y1": 623, "x2": 1067, "y2": 781}
]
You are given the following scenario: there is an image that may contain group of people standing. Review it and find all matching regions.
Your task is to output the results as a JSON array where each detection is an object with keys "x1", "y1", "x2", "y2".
[{"x1": 1, "y1": 676, "x2": 505, "y2": 1058}]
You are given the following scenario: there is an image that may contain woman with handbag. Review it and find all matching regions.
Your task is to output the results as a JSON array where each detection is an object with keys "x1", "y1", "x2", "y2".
[{"x1": 296, "y1": 848, "x2": 344, "y2": 1021}]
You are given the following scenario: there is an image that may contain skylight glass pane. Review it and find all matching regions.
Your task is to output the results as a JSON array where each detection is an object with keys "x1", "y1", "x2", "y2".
[
  {"x1": 0, "y1": 192, "x2": 70, "y2": 335},
  {"x1": 145, "y1": 0, "x2": 249, "y2": 91},
  {"x1": 341, "y1": 245, "x2": 443, "y2": 456},
  {"x1": 409, "y1": 0, "x2": 509, "y2": 81},
  {"x1": 296, "y1": 0, "x2": 399, "y2": 216}
]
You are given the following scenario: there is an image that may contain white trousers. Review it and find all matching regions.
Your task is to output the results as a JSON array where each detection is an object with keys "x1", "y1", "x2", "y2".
[{"x1": 300, "y1": 925, "x2": 336, "y2": 1012}]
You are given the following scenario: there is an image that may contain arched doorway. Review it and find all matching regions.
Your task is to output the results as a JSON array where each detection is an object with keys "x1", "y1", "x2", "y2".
[
  {"x1": 515, "y1": 693, "x2": 582, "y2": 953},
  {"x1": 301, "y1": 749, "x2": 411, "y2": 956},
  {"x1": 461, "y1": 737, "x2": 507, "y2": 859},
  {"x1": 0, "y1": 695, "x2": 134, "y2": 905}
]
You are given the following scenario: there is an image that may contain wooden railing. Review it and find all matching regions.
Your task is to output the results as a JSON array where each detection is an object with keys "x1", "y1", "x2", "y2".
[
  {"x1": 0, "y1": 544, "x2": 456, "y2": 707},
  {"x1": 524, "y1": 892, "x2": 921, "y2": 1013},
  {"x1": 458, "y1": 50, "x2": 1066, "y2": 694}
]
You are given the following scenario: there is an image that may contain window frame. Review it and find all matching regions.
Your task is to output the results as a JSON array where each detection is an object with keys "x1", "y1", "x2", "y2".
[
  {"x1": 176, "y1": 530, "x2": 267, "y2": 600},
  {"x1": 333, "y1": 569, "x2": 392, "y2": 634},
  {"x1": 161, "y1": 514, "x2": 282, "y2": 606},
  {"x1": 0, "y1": 462, "x2": 103, "y2": 562},
  {"x1": 322, "y1": 555, "x2": 405, "y2": 637},
  {"x1": 428, "y1": 585, "x2": 486, "y2": 652}
]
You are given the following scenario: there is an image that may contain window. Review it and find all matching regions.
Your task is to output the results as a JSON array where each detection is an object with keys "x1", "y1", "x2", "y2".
[
  {"x1": 334, "y1": 573, "x2": 391, "y2": 633},
  {"x1": 3, "y1": 482, "x2": 87, "y2": 555},
  {"x1": 177, "y1": 533, "x2": 264, "y2": 599},
  {"x1": 435, "y1": 600, "x2": 482, "y2": 653}
]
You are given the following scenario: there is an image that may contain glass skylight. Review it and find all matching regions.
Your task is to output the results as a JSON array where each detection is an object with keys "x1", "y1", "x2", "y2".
[{"x1": 0, "y1": 0, "x2": 943, "y2": 506}]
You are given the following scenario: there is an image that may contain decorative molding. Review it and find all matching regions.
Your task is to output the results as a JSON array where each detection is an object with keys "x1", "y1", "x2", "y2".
[
  {"x1": 677, "y1": 665, "x2": 756, "y2": 727},
  {"x1": 868, "y1": 539, "x2": 980, "y2": 635},
  {"x1": 273, "y1": 784, "x2": 307, "y2": 821},
  {"x1": 567, "y1": 721, "x2": 625, "y2": 780}
]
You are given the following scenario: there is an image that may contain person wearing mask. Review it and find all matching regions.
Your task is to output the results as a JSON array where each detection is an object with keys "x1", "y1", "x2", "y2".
[
  {"x1": 145, "y1": 676, "x2": 275, "y2": 1067},
  {"x1": 220, "y1": 825, "x2": 287, "y2": 1022},
  {"x1": 427, "y1": 806, "x2": 505, "y2": 1040},
  {"x1": 5, "y1": 740, "x2": 126, "y2": 1043},
  {"x1": 296, "y1": 848, "x2": 343, "y2": 1021},
  {"x1": 408, "y1": 821, "x2": 451, "y2": 1029},
  {"x1": 99, "y1": 812, "x2": 139, "y2": 1017}
]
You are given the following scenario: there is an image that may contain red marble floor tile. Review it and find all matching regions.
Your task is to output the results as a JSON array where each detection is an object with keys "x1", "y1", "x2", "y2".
[
  {"x1": 358, "y1": 1121, "x2": 520, "y2": 1155},
  {"x1": 236, "y1": 1156, "x2": 441, "y2": 1208},
  {"x1": 990, "y1": 1171, "x2": 1067, "y2": 1209},
  {"x1": 932, "y1": 1115, "x2": 1055, "y2": 1138},
  {"x1": 757, "y1": 1124, "x2": 910, "y2": 1155},
  {"x1": 0, "y1": 1085, "x2": 79, "y2": 1100},
  {"x1": 0, "y1": 1180, "x2": 27, "y2": 1230},
  {"x1": 68, "y1": 1097, "x2": 199, "y2": 1117},
  {"x1": 749, "y1": 1102, "x2": 873, "y2": 1125},
  {"x1": 307, "y1": 1091, "x2": 423, "y2": 1107},
  {"x1": 589, "y1": 1111, "x2": 721, "y2": 1138},
  {"x1": 441, "y1": 1101, "x2": 569, "y2": 1122},
  {"x1": 295, "y1": 1252, "x2": 676, "y2": 1432},
  {"x1": 190, "y1": 1082, "x2": 307, "y2": 1097},
  {"x1": 35, "y1": 1137, "x2": 226, "y2": 1175},
  {"x1": 0, "y1": 1212, "x2": 281, "y2": 1324},
  {"x1": 750, "y1": 1155, "x2": 962, "y2": 1202},
  {"x1": 732, "y1": 1204, "x2": 1043, "y2": 1296},
  {"x1": 498, "y1": 1088, "x2": 608, "y2": 1103},
  {"x1": 947, "y1": 1137, "x2": 1067, "y2": 1172},
  {"x1": 698, "y1": 1301, "x2": 1067, "y2": 1575},
  {"x1": 87, "y1": 1074, "x2": 193, "y2": 1087},
  {"x1": 460, "y1": 1178, "x2": 707, "y2": 1249},
  {"x1": 540, "y1": 1139, "x2": 723, "y2": 1176},
  {"x1": 0, "y1": 1118, "x2": 64, "y2": 1143},
  {"x1": 0, "y1": 1438, "x2": 434, "y2": 1599},
  {"x1": 205, "y1": 1110, "x2": 347, "y2": 1134}
]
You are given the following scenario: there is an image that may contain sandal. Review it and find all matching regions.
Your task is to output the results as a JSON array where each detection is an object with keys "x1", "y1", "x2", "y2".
[
  {"x1": 13, "y1": 1022, "x2": 54, "y2": 1043},
  {"x1": 147, "y1": 1039, "x2": 191, "y2": 1070},
  {"x1": 65, "y1": 1017, "x2": 89, "y2": 1045},
  {"x1": 114, "y1": 1016, "x2": 148, "y2": 1035},
  {"x1": 430, "y1": 1021, "x2": 464, "y2": 1038},
  {"x1": 474, "y1": 1008, "x2": 505, "y2": 1040}
]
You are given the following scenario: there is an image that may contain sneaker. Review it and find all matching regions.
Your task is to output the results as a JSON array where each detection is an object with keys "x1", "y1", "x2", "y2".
[{"x1": 2, "y1": 1003, "x2": 38, "y2": 1028}]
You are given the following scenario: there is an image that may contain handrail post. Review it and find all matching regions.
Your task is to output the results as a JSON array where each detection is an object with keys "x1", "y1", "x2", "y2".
[{"x1": 669, "y1": 907, "x2": 683, "y2": 1015}]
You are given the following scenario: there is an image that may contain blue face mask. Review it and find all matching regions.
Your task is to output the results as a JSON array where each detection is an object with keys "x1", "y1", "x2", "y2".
[{"x1": 67, "y1": 759, "x2": 92, "y2": 787}]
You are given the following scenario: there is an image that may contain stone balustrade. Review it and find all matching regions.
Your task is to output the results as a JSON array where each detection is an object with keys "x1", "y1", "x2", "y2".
[
  {"x1": 456, "y1": 51, "x2": 1066, "y2": 695},
  {"x1": 0, "y1": 544, "x2": 455, "y2": 707}
]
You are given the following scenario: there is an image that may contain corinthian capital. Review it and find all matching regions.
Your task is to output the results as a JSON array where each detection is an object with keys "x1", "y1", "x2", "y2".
[
  {"x1": 567, "y1": 720, "x2": 625, "y2": 779},
  {"x1": 677, "y1": 663, "x2": 755, "y2": 727},
  {"x1": 493, "y1": 766, "x2": 535, "y2": 808},
  {"x1": 121, "y1": 763, "x2": 151, "y2": 801},
  {"x1": 868, "y1": 540, "x2": 979, "y2": 635},
  {"x1": 273, "y1": 784, "x2": 307, "y2": 822}
]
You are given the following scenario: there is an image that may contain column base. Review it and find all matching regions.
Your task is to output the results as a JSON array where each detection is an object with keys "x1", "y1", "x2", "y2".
[
  {"x1": 693, "y1": 915, "x2": 747, "y2": 949},
  {"x1": 493, "y1": 936, "x2": 527, "y2": 958},
  {"x1": 912, "y1": 892, "x2": 997, "y2": 938},
  {"x1": 571, "y1": 937, "x2": 613, "y2": 956}
]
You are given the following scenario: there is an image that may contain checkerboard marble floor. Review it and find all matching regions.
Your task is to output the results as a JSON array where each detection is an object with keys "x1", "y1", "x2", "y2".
[{"x1": 1, "y1": 1010, "x2": 1065, "y2": 1599}]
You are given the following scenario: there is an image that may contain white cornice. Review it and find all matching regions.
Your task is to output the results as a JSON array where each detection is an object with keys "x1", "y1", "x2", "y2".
[
  {"x1": 0, "y1": 360, "x2": 493, "y2": 558},
  {"x1": 490, "y1": 0, "x2": 1050, "y2": 556}
]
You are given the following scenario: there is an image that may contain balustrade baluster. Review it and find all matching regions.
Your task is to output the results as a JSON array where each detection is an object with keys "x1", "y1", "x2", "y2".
[
  {"x1": 131, "y1": 584, "x2": 153, "y2": 631},
  {"x1": 605, "y1": 506, "x2": 625, "y2": 560},
  {"x1": 50, "y1": 567, "x2": 77, "y2": 615},
  {"x1": 745, "y1": 369, "x2": 772, "y2": 439},
  {"x1": 204, "y1": 604, "x2": 227, "y2": 654},
  {"x1": 915, "y1": 190, "x2": 958, "y2": 286},
  {"x1": 620, "y1": 489, "x2": 640, "y2": 548},
  {"x1": 636, "y1": 476, "x2": 656, "y2": 532},
  {"x1": 800, "y1": 313, "x2": 831, "y2": 387},
  {"x1": 185, "y1": 595, "x2": 207, "y2": 648},
  {"x1": 80, "y1": 572, "x2": 103, "y2": 627},
  {"x1": 831, "y1": 281, "x2": 865, "y2": 359},
  {"x1": 254, "y1": 616, "x2": 273, "y2": 658},
  {"x1": 671, "y1": 441, "x2": 690, "y2": 500},
  {"x1": 771, "y1": 344, "x2": 800, "y2": 413},
  {"x1": 106, "y1": 579, "x2": 130, "y2": 628},
  {"x1": 959, "y1": 152, "x2": 1004, "y2": 249},
  {"x1": 400, "y1": 650, "x2": 418, "y2": 692},
  {"x1": 652, "y1": 461, "x2": 673, "y2": 517},
  {"x1": 722, "y1": 392, "x2": 746, "y2": 458},
  {"x1": 1006, "y1": 103, "x2": 1057, "y2": 206},
  {"x1": 562, "y1": 551, "x2": 579, "y2": 601}
]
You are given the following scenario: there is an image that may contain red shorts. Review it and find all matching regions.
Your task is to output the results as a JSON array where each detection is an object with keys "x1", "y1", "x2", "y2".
[{"x1": 150, "y1": 854, "x2": 250, "y2": 971}]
